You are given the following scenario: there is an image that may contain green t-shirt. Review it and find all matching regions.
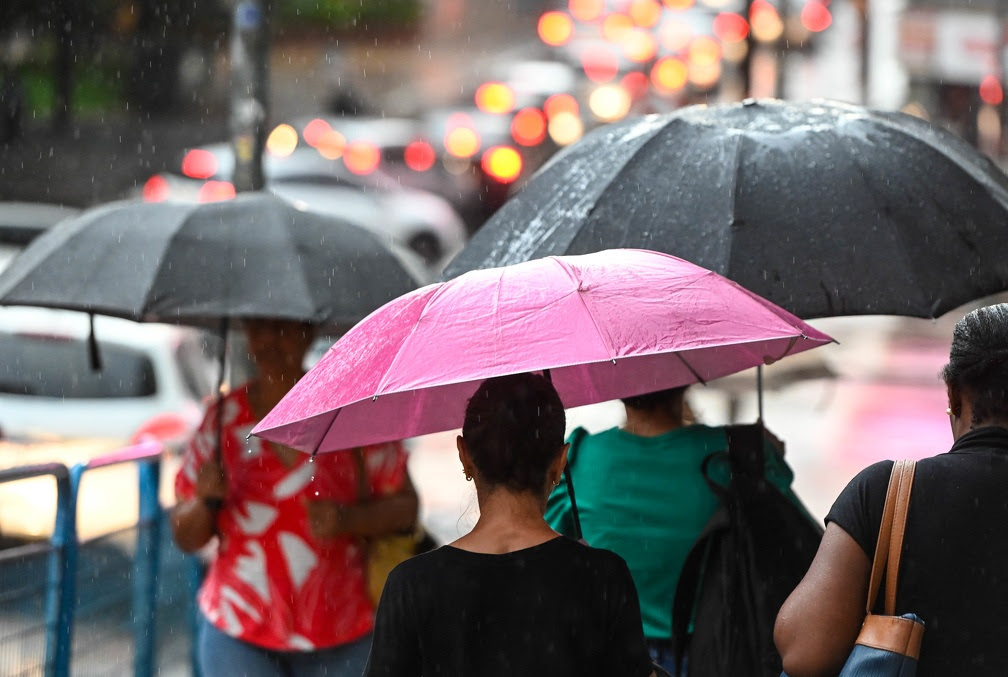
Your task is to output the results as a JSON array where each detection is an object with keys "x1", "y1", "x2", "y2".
[{"x1": 544, "y1": 424, "x2": 799, "y2": 640}]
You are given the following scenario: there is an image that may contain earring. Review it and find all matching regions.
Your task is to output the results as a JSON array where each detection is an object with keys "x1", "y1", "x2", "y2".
[
  {"x1": 946, "y1": 407, "x2": 953, "y2": 416},
  {"x1": 464, "y1": 472, "x2": 472, "y2": 482}
]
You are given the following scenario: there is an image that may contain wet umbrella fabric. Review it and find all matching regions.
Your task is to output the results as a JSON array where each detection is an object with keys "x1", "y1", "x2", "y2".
[
  {"x1": 444, "y1": 99, "x2": 1008, "y2": 319},
  {"x1": 252, "y1": 249, "x2": 834, "y2": 453},
  {"x1": 0, "y1": 193, "x2": 422, "y2": 328}
]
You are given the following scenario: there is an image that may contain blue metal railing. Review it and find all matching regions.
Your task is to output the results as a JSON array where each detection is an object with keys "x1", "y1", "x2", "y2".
[{"x1": 0, "y1": 441, "x2": 193, "y2": 677}]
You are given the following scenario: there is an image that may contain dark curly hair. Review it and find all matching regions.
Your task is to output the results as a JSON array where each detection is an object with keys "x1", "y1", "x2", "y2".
[
  {"x1": 461, "y1": 373, "x2": 566, "y2": 494},
  {"x1": 621, "y1": 386, "x2": 687, "y2": 411},
  {"x1": 941, "y1": 303, "x2": 1008, "y2": 425}
]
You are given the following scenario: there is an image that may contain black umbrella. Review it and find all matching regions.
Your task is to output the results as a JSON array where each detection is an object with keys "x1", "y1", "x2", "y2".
[
  {"x1": 445, "y1": 98, "x2": 1008, "y2": 320},
  {"x1": 0, "y1": 193, "x2": 423, "y2": 328}
]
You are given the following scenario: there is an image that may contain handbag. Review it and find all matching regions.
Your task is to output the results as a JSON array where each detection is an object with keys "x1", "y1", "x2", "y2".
[
  {"x1": 354, "y1": 448, "x2": 433, "y2": 605},
  {"x1": 837, "y1": 459, "x2": 924, "y2": 676}
]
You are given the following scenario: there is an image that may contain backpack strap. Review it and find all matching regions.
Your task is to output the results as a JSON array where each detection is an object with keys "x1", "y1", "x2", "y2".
[
  {"x1": 866, "y1": 459, "x2": 916, "y2": 616},
  {"x1": 562, "y1": 427, "x2": 588, "y2": 542}
]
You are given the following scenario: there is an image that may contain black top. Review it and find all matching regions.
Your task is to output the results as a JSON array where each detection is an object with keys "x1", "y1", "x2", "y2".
[
  {"x1": 826, "y1": 426, "x2": 1008, "y2": 676},
  {"x1": 363, "y1": 536, "x2": 654, "y2": 677}
]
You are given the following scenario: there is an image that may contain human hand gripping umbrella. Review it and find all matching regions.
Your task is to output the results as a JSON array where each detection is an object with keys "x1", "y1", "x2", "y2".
[{"x1": 252, "y1": 249, "x2": 834, "y2": 454}]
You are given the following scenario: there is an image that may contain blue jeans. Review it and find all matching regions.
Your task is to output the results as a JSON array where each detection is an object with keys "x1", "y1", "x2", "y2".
[
  {"x1": 197, "y1": 614, "x2": 372, "y2": 677},
  {"x1": 648, "y1": 641, "x2": 681, "y2": 676}
]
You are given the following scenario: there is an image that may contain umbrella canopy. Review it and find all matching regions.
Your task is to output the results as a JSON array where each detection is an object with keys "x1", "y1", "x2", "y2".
[
  {"x1": 253, "y1": 249, "x2": 834, "y2": 453},
  {"x1": 444, "y1": 99, "x2": 1008, "y2": 319},
  {"x1": 0, "y1": 193, "x2": 423, "y2": 328}
]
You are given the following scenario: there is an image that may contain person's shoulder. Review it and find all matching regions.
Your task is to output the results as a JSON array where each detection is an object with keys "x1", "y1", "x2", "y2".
[
  {"x1": 555, "y1": 537, "x2": 633, "y2": 575},
  {"x1": 847, "y1": 459, "x2": 896, "y2": 490}
]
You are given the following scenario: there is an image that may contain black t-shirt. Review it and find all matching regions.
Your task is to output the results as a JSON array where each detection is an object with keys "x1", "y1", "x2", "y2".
[
  {"x1": 826, "y1": 426, "x2": 1008, "y2": 676},
  {"x1": 363, "y1": 536, "x2": 654, "y2": 677}
]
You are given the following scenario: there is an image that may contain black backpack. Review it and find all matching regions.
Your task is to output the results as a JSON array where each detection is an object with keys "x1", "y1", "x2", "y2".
[{"x1": 670, "y1": 423, "x2": 823, "y2": 677}]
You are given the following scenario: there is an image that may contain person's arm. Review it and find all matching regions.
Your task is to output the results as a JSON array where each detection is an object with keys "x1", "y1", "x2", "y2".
[
  {"x1": 171, "y1": 460, "x2": 226, "y2": 553},
  {"x1": 774, "y1": 522, "x2": 871, "y2": 677},
  {"x1": 305, "y1": 474, "x2": 419, "y2": 540}
]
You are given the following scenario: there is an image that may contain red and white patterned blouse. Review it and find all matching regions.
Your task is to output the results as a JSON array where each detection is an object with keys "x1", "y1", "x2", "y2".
[{"x1": 175, "y1": 384, "x2": 409, "y2": 651}]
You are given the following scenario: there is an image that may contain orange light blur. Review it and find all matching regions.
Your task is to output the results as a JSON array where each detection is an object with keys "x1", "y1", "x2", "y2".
[
  {"x1": 623, "y1": 29, "x2": 658, "y2": 62},
  {"x1": 750, "y1": 0, "x2": 784, "y2": 42},
  {"x1": 197, "y1": 181, "x2": 236, "y2": 203},
  {"x1": 651, "y1": 57, "x2": 688, "y2": 93},
  {"x1": 444, "y1": 126, "x2": 481, "y2": 159},
  {"x1": 404, "y1": 140, "x2": 437, "y2": 171},
  {"x1": 602, "y1": 14, "x2": 634, "y2": 42},
  {"x1": 511, "y1": 108, "x2": 548, "y2": 146},
  {"x1": 302, "y1": 118, "x2": 332, "y2": 147},
  {"x1": 543, "y1": 93, "x2": 580, "y2": 119},
  {"x1": 713, "y1": 12, "x2": 749, "y2": 42},
  {"x1": 475, "y1": 82, "x2": 516, "y2": 114},
  {"x1": 689, "y1": 61, "x2": 723, "y2": 89},
  {"x1": 548, "y1": 112, "x2": 584, "y2": 146},
  {"x1": 569, "y1": 0, "x2": 604, "y2": 22},
  {"x1": 343, "y1": 142, "x2": 381, "y2": 175},
  {"x1": 629, "y1": 0, "x2": 662, "y2": 28},
  {"x1": 538, "y1": 11, "x2": 575, "y2": 46},
  {"x1": 181, "y1": 149, "x2": 218, "y2": 180},
  {"x1": 621, "y1": 71, "x2": 650, "y2": 100},
  {"x1": 266, "y1": 124, "x2": 298, "y2": 157},
  {"x1": 659, "y1": 18, "x2": 694, "y2": 51},
  {"x1": 800, "y1": 0, "x2": 832, "y2": 32},
  {"x1": 481, "y1": 146, "x2": 523, "y2": 184},
  {"x1": 142, "y1": 175, "x2": 169, "y2": 202},
  {"x1": 688, "y1": 36, "x2": 722, "y2": 67},
  {"x1": 980, "y1": 75, "x2": 1004, "y2": 106},
  {"x1": 581, "y1": 47, "x2": 620, "y2": 82},
  {"x1": 317, "y1": 130, "x2": 347, "y2": 160},
  {"x1": 662, "y1": 0, "x2": 694, "y2": 9}
]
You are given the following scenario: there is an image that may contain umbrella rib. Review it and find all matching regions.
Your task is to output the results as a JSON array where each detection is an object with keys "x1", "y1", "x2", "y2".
[
  {"x1": 137, "y1": 203, "x2": 200, "y2": 322},
  {"x1": 675, "y1": 352, "x2": 706, "y2": 385}
]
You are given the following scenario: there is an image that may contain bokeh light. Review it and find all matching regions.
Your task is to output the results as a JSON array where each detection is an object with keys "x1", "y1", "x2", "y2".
[
  {"x1": 623, "y1": 29, "x2": 658, "y2": 62},
  {"x1": 181, "y1": 149, "x2": 218, "y2": 180},
  {"x1": 629, "y1": 0, "x2": 662, "y2": 28},
  {"x1": 197, "y1": 181, "x2": 236, "y2": 203},
  {"x1": 651, "y1": 57, "x2": 689, "y2": 93},
  {"x1": 581, "y1": 46, "x2": 621, "y2": 82},
  {"x1": 589, "y1": 84, "x2": 633, "y2": 122},
  {"x1": 481, "y1": 146, "x2": 523, "y2": 183},
  {"x1": 475, "y1": 82, "x2": 517, "y2": 114},
  {"x1": 343, "y1": 142, "x2": 381, "y2": 175},
  {"x1": 142, "y1": 175, "x2": 169, "y2": 202},
  {"x1": 544, "y1": 93, "x2": 580, "y2": 119},
  {"x1": 602, "y1": 14, "x2": 634, "y2": 42},
  {"x1": 689, "y1": 61, "x2": 723, "y2": 89},
  {"x1": 302, "y1": 118, "x2": 332, "y2": 148},
  {"x1": 316, "y1": 130, "x2": 347, "y2": 160},
  {"x1": 713, "y1": 12, "x2": 749, "y2": 43},
  {"x1": 750, "y1": 0, "x2": 784, "y2": 42},
  {"x1": 569, "y1": 0, "x2": 604, "y2": 22},
  {"x1": 538, "y1": 11, "x2": 575, "y2": 46},
  {"x1": 266, "y1": 124, "x2": 298, "y2": 157},
  {"x1": 979, "y1": 74, "x2": 1004, "y2": 106},
  {"x1": 444, "y1": 125, "x2": 482, "y2": 158},
  {"x1": 548, "y1": 111, "x2": 584, "y2": 146},
  {"x1": 621, "y1": 71, "x2": 651, "y2": 100},
  {"x1": 800, "y1": 1, "x2": 832, "y2": 32},
  {"x1": 404, "y1": 140, "x2": 437, "y2": 171},
  {"x1": 663, "y1": 0, "x2": 695, "y2": 9},
  {"x1": 511, "y1": 108, "x2": 548, "y2": 146},
  {"x1": 688, "y1": 36, "x2": 722, "y2": 67}
]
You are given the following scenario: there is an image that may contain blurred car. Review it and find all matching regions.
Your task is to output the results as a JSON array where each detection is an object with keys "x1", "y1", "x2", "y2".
[
  {"x1": 0, "y1": 306, "x2": 217, "y2": 445},
  {"x1": 140, "y1": 119, "x2": 471, "y2": 267}
]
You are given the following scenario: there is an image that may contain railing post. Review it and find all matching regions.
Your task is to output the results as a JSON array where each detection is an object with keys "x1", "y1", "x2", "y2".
[
  {"x1": 41, "y1": 465, "x2": 71, "y2": 677},
  {"x1": 133, "y1": 457, "x2": 162, "y2": 677},
  {"x1": 50, "y1": 465, "x2": 83, "y2": 677}
]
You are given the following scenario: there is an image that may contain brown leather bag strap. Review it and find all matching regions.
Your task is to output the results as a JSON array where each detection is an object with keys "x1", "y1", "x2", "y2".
[
  {"x1": 885, "y1": 460, "x2": 915, "y2": 615},
  {"x1": 866, "y1": 461, "x2": 901, "y2": 614}
]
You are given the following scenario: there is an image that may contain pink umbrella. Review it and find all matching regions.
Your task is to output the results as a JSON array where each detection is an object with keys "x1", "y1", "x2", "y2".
[{"x1": 253, "y1": 249, "x2": 833, "y2": 453}]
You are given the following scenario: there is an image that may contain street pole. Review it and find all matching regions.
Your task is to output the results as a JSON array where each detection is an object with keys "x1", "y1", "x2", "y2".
[{"x1": 230, "y1": 0, "x2": 270, "y2": 193}]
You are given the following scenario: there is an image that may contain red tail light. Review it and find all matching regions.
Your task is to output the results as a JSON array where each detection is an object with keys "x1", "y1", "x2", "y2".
[
  {"x1": 142, "y1": 175, "x2": 170, "y2": 202},
  {"x1": 181, "y1": 149, "x2": 219, "y2": 180},
  {"x1": 481, "y1": 146, "x2": 523, "y2": 184},
  {"x1": 197, "y1": 181, "x2": 237, "y2": 203}
]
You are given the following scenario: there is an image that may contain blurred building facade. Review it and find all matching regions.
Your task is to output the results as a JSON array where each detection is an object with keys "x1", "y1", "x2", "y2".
[{"x1": 899, "y1": 0, "x2": 1007, "y2": 157}]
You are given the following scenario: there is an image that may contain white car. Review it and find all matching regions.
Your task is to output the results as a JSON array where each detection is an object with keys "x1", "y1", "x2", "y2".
[
  {"x1": 141, "y1": 137, "x2": 468, "y2": 275},
  {"x1": 0, "y1": 306, "x2": 217, "y2": 445}
]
